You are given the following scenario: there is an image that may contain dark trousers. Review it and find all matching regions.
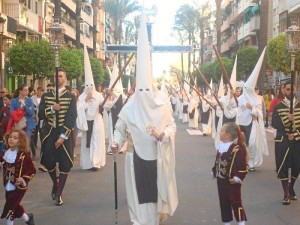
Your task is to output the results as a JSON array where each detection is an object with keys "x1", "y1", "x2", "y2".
[
  {"x1": 1, "y1": 190, "x2": 26, "y2": 220},
  {"x1": 217, "y1": 178, "x2": 247, "y2": 223}
]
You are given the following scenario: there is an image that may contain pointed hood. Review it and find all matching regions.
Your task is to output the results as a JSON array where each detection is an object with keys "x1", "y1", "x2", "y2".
[
  {"x1": 135, "y1": 8, "x2": 153, "y2": 93},
  {"x1": 109, "y1": 62, "x2": 123, "y2": 96},
  {"x1": 243, "y1": 47, "x2": 266, "y2": 105},
  {"x1": 244, "y1": 47, "x2": 266, "y2": 89},
  {"x1": 218, "y1": 76, "x2": 224, "y2": 98},
  {"x1": 230, "y1": 55, "x2": 237, "y2": 91},
  {"x1": 128, "y1": 78, "x2": 131, "y2": 90},
  {"x1": 207, "y1": 79, "x2": 213, "y2": 95},
  {"x1": 118, "y1": 8, "x2": 172, "y2": 161},
  {"x1": 83, "y1": 45, "x2": 95, "y2": 94}
]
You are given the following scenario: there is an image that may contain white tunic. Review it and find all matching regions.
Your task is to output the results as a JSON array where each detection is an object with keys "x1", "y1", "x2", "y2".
[
  {"x1": 76, "y1": 91, "x2": 106, "y2": 169},
  {"x1": 237, "y1": 95, "x2": 269, "y2": 168},
  {"x1": 114, "y1": 109, "x2": 178, "y2": 225},
  {"x1": 188, "y1": 97, "x2": 199, "y2": 128}
]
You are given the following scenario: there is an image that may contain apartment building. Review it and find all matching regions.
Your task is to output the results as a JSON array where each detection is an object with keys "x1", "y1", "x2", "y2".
[
  {"x1": 272, "y1": 0, "x2": 300, "y2": 37},
  {"x1": 220, "y1": 0, "x2": 260, "y2": 57},
  {"x1": 0, "y1": 0, "x2": 107, "y2": 89}
]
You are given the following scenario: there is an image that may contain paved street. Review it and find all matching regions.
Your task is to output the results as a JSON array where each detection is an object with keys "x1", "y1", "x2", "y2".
[{"x1": 1, "y1": 119, "x2": 300, "y2": 225}]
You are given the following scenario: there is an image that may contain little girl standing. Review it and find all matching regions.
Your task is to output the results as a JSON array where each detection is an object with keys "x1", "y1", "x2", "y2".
[
  {"x1": 0, "y1": 130, "x2": 36, "y2": 225},
  {"x1": 212, "y1": 122, "x2": 249, "y2": 225}
]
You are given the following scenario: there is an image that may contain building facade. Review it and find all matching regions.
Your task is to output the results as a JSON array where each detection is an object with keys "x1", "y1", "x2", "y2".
[{"x1": 0, "y1": 0, "x2": 106, "y2": 91}]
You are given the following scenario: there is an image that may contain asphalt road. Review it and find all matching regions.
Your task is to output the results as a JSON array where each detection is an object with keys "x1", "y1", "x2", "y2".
[{"x1": 1, "y1": 119, "x2": 300, "y2": 225}]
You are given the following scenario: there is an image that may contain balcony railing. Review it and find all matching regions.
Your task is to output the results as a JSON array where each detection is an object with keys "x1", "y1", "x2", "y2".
[
  {"x1": 80, "y1": 34, "x2": 93, "y2": 49},
  {"x1": 61, "y1": 20, "x2": 76, "y2": 40},
  {"x1": 221, "y1": 39, "x2": 230, "y2": 53},
  {"x1": 81, "y1": 10, "x2": 93, "y2": 26},
  {"x1": 61, "y1": 0, "x2": 76, "y2": 12},
  {"x1": 249, "y1": 15, "x2": 260, "y2": 31}
]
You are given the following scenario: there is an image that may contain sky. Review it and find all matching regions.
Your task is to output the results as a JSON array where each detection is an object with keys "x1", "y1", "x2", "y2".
[{"x1": 140, "y1": 0, "x2": 204, "y2": 78}]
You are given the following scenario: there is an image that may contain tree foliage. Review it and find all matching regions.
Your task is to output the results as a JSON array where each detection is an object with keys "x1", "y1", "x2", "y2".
[
  {"x1": 235, "y1": 46, "x2": 258, "y2": 80},
  {"x1": 90, "y1": 57, "x2": 105, "y2": 86},
  {"x1": 197, "y1": 57, "x2": 233, "y2": 85},
  {"x1": 101, "y1": 0, "x2": 140, "y2": 43},
  {"x1": 59, "y1": 48, "x2": 83, "y2": 80},
  {"x1": 9, "y1": 40, "x2": 55, "y2": 83},
  {"x1": 266, "y1": 33, "x2": 296, "y2": 74}
]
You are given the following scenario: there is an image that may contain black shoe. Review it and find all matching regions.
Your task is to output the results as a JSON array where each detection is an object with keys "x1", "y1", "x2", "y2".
[
  {"x1": 55, "y1": 195, "x2": 63, "y2": 206},
  {"x1": 249, "y1": 167, "x2": 256, "y2": 172},
  {"x1": 51, "y1": 185, "x2": 57, "y2": 200},
  {"x1": 88, "y1": 167, "x2": 98, "y2": 172},
  {"x1": 26, "y1": 213, "x2": 35, "y2": 225},
  {"x1": 290, "y1": 190, "x2": 297, "y2": 200},
  {"x1": 203, "y1": 133, "x2": 208, "y2": 136},
  {"x1": 282, "y1": 196, "x2": 291, "y2": 205}
]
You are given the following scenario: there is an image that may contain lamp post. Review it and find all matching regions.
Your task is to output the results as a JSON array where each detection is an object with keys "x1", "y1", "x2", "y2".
[
  {"x1": 0, "y1": 16, "x2": 6, "y2": 89},
  {"x1": 48, "y1": 18, "x2": 64, "y2": 121},
  {"x1": 285, "y1": 20, "x2": 300, "y2": 113}
]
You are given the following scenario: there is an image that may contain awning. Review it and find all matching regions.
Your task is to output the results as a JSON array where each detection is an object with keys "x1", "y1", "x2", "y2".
[
  {"x1": 251, "y1": 4, "x2": 260, "y2": 14},
  {"x1": 238, "y1": 39, "x2": 244, "y2": 45}
]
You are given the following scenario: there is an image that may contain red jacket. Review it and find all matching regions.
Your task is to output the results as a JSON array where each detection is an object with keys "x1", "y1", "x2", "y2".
[{"x1": 6, "y1": 108, "x2": 25, "y2": 133}]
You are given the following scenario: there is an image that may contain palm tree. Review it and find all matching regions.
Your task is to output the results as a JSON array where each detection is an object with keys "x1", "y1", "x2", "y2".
[
  {"x1": 215, "y1": 0, "x2": 222, "y2": 53},
  {"x1": 102, "y1": 0, "x2": 140, "y2": 70},
  {"x1": 92, "y1": 0, "x2": 101, "y2": 57},
  {"x1": 257, "y1": 0, "x2": 270, "y2": 91},
  {"x1": 75, "y1": 0, "x2": 82, "y2": 49},
  {"x1": 194, "y1": 1, "x2": 212, "y2": 66},
  {"x1": 173, "y1": 4, "x2": 199, "y2": 73}
]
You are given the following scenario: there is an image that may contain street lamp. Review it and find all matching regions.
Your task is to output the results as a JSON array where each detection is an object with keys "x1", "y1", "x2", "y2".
[
  {"x1": 285, "y1": 20, "x2": 300, "y2": 112},
  {"x1": 48, "y1": 18, "x2": 64, "y2": 121},
  {"x1": 0, "y1": 16, "x2": 6, "y2": 89}
]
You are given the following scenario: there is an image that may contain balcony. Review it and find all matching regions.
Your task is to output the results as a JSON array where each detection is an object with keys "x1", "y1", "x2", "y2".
[
  {"x1": 237, "y1": 25, "x2": 244, "y2": 40},
  {"x1": 80, "y1": 34, "x2": 93, "y2": 49},
  {"x1": 61, "y1": 0, "x2": 76, "y2": 12},
  {"x1": 81, "y1": 10, "x2": 93, "y2": 27},
  {"x1": 61, "y1": 19, "x2": 76, "y2": 40},
  {"x1": 249, "y1": 15, "x2": 260, "y2": 31},
  {"x1": 20, "y1": 8, "x2": 41, "y2": 33},
  {"x1": 238, "y1": 0, "x2": 256, "y2": 15},
  {"x1": 221, "y1": 38, "x2": 230, "y2": 53},
  {"x1": 221, "y1": 17, "x2": 230, "y2": 32}
]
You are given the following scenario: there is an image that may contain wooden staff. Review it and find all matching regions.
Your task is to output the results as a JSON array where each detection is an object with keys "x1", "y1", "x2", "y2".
[
  {"x1": 122, "y1": 80, "x2": 136, "y2": 106},
  {"x1": 188, "y1": 70, "x2": 202, "y2": 102},
  {"x1": 184, "y1": 80, "x2": 214, "y2": 109},
  {"x1": 192, "y1": 62, "x2": 224, "y2": 111},
  {"x1": 99, "y1": 53, "x2": 134, "y2": 112},
  {"x1": 165, "y1": 79, "x2": 177, "y2": 94},
  {"x1": 175, "y1": 71, "x2": 190, "y2": 102},
  {"x1": 212, "y1": 45, "x2": 238, "y2": 105}
]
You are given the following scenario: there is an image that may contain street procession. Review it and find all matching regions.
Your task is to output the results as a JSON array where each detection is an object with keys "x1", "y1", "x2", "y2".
[{"x1": 1, "y1": 0, "x2": 300, "y2": 224}]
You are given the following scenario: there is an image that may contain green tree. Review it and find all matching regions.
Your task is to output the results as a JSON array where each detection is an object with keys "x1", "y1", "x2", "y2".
[
  {"x1": 235, "y1": 47, "x2": 258, "y2": 80},
  {"x1": 90, "y1": 56, "x2": 105, "y2": 86},
  {"x1": 199, "y1": 61, "x2": 214, "y2": 83},
  {"x1": 59, "y1": 48, "x2": 83, "y2": 81},
  {"x1": 266, "y1": 33, "x2": 291, "y2": 74},
  {"x1": 212, "y1": 57, "x2": 233, "y2": 81},
  {"x1": 9, "y1": 40, "x2": 55, "y2": 85}
]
